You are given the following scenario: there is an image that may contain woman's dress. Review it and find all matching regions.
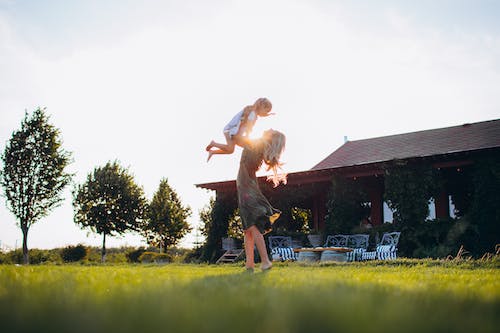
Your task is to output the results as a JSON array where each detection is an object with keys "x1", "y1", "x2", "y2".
[{"x1": 237, "y1": 140, "x2": 281, "y2": 234}]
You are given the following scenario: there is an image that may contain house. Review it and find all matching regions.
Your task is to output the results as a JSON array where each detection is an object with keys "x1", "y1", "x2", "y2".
[{"x1": 196, "y1": 119, "x2": 500, "y2": 234}]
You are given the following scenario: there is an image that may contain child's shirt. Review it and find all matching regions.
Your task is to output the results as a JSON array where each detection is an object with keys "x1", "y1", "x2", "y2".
[{"x1": 223, "y1": 109, "x2": 257, "y2": 137}]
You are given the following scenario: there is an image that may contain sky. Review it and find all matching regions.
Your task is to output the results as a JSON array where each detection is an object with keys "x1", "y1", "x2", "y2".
[{"x1": 0, "y1": 0, "x2": 499, "y2": 250}]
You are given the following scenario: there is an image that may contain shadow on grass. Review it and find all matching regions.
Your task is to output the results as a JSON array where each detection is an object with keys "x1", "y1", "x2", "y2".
[{"x1": 0, "y1": 264, "x2": 498, "y2": 333}]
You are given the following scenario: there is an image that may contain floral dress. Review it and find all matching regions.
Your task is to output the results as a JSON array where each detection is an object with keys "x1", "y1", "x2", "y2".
[{"x1": 237, "y1": 140, "x2": 281, "y2": 234}]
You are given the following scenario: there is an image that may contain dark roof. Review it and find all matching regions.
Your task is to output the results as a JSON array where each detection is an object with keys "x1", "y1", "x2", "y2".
[{"x1": 312, "y1": 119, "x2": 500, "y2": 170}]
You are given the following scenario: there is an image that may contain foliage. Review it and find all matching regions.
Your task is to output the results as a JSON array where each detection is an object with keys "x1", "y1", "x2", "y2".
[
  {"x1": 0, "y1": 248, "x2": 61, "y2": 265},
  {"x1": 290, "y1": 207, "x2": 312, "y2": 233},
  {"x1": 441, "y1": 166, "x2": 473, "y2": 217},
  {"x1": 138, "y1": 251, "x2": 172, "y2": 263},
  {"x1": 227, "y1": 208, "x2": 244, "y2": 240},
  {"x1": 466, "y1": 156, "x2": 500, "y2": 254},
  {"x1": 126, "y1": 247, "x2": 146, "y2": 263},
  {"x1": 384, "y1": 161, "x2": 440, "y2": 226},
  {"x1": 200, "y1": 193, "x2": 237, "y2": 263},
  {"x1": 143, "y1": 178, "x2": 192, "y2": 252},
  {"x1": 198, "y1": 196, "x2": 215, "y2": 239},
  {"x1": 72, "y1": 161, "x2": 147, "y2": 262},
  {"x1": 0, "y1": 263, "x2": 498, "y2": 333},
  {"x1": 182, "y1": 246, "x2": 204, "y2": 264},
  {"x1": 0, "y1": 108, "x2": 72, "y2": 264},
  {"x1": 383, "y1": 161, "x2": 441, "y2": 256},
  {"x1": 61, "y1": 244, "x2": 88, "y2": 262},
  {"x1": 324, "y1": 174, "x2": 370, "y2": 236}
]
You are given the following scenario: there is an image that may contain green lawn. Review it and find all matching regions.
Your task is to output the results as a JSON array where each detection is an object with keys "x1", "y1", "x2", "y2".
[{"x1": 1, "y1": 260, "x2": 499, "y2": 333}]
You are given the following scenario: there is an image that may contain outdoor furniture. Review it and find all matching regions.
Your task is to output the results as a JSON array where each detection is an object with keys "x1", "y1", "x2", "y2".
[
  {"x1": 362, "y1": 231, "x2": 401, "y2": 260},
  {"x1": 323, "y1": 234, "x2": 349, "y2": 247},
  {"x1": 346, "y1": 234, "x2": 369, "y2": 262},
  {"x1": 321, "y1": 234, "x2": 350, "y2": 262},
  {"x1": 296, "y1": 247, "x2": 353, "y2": 262},
  {"x1": 268, "y1": 236, "x2": 298, "y2": 261},
  {"x1": 321, "y1": 234, "x2": 369, "y2": 262}
]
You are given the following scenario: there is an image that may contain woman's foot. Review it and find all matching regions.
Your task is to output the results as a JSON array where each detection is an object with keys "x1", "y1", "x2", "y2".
[
  {"x1": 261, "y1": 263, "x2": 273, "y2": 271},
  {"x1": 244, "y1": 267, "x2": 254, "y2": 273}
]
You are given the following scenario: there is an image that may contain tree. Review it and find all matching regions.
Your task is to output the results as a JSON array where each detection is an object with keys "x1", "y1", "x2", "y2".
[
  {"x1": 0, "y1": 108, "x2": 72, "y2": 264},
  {"x1": 143, "y1": 178, "x2": 192, "y2": 252},
  {"x1": 199, "y1": 196, "x2": 215, "y2": 239},
  {"x1": 72, "y1": 161, "x2": 147, "y2": 262}
]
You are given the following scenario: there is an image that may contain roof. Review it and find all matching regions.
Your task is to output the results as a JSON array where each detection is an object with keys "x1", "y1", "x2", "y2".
[
  {"x1": 311, "y1": 119, "x2": 500, "y2": 170},
  {"x1": 197, "y1": 118, "x2": 500, "y2": 191}
]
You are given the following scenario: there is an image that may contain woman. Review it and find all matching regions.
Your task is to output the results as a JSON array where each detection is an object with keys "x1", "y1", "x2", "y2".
[{"x1": 237, "y1": 129, "x2": 287, "y2": 272}]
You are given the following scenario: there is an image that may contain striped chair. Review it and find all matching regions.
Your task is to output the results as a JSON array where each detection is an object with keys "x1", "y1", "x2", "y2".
[
  {"x1": 268, "y1": 236, "x2": 298, "y2": 261},
  {"x1": 346, "y1": 234, "x2": 369, "y2": 262},
  {"x1": 362, "y1": 232, "x2": 401, "y2": 261}
]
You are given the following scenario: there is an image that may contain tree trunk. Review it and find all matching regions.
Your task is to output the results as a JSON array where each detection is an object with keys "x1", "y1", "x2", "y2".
[
  {"x1": 22, "y1": 226, "x2": 29, "y2": 265},
  {"x1": 101, "y1": 232, "x2": 106, "y2": 263}
]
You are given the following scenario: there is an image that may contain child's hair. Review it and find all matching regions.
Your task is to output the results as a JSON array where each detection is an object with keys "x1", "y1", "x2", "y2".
[
  {"x1": 262, "y1": 129, "x2": 287, "y2": 187},
  {"x1": 254, "y1": 97, "x2": 272, "y2": 112}
]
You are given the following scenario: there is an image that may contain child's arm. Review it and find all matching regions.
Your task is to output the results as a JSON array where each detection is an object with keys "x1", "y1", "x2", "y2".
[{"x1": 239, "y1": 107, "x2": 258, "y2": 136}]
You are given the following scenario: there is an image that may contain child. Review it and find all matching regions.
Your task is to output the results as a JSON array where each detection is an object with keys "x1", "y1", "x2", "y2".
[{"x1": 206, "y1": 97, "x2": 273, "y2": 161}]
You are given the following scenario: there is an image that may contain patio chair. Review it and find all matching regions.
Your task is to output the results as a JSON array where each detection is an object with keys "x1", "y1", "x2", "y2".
[
  {"x1": 362, "y1": 231, "x2": 401, "y2": 260},
  {"x1": 321, "y1": 234, "x2": 349, "y2": 262},
  {"x1": 346, "y1": 234, "x2": 370, "y2": 261},
  {"x1": 268, "y1": 236, "x2": 298, "y2": 261},
  {"x1": 323, "y1": 234, "x2": 349, "y2": 247}
]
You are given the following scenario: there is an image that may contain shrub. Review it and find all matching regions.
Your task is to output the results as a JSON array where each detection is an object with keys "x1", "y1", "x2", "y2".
[
  {"x1": 60, "y1": 244, "x2": 88, "y2": 262},
  {"x1": 126, "y1": 247, "x2": 146, "y2": 263},
  {"x1": 182, "y1": 247, "x2": 204, "y2": 263},
  {"x1": 138, "y1": 252, "x2": 172, "y2": 264}
]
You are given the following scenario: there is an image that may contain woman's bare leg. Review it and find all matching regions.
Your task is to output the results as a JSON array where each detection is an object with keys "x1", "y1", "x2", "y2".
[
  {"x1": 244, "y1": 228, "x2": 255, "y2": 269},
  {"x1": 248, "y1": 226, "x2": 272, "y2": 270}
]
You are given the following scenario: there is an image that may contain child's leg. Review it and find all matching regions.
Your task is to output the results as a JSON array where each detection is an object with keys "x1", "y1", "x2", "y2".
[
  {"x1": 244, "y1": 228, "x2": 255, "y2": 269},
  {"x1": 206, "y1": 132, "x2": 236, "y2": 161},
  {"x1": 210, "y1": 132, "x2": 236, "y2": 152},
  {"x1": 248, "y1": 225, "x2": 272, "y2": 270}
]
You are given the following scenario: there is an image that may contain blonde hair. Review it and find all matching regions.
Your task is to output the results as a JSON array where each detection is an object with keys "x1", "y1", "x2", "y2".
[
  {"x1": 254, "y1": 97, "x2": 272, "y2": 112},
  {"x1": 261, "y1": 129, "x2": 287, "y2": 187}
]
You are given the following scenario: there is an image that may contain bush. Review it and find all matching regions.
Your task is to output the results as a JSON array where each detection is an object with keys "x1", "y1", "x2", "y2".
[
  {"x1": 61, "y1": 244, "x2": 88, "y2": 262},
  {"x1": 126, "y1": 247, "x2": 146, "y2": 263},
  {"x1": 138, "y1": 252, "x2": 172, "y2": 264},
  {"x1": 182, "y1": 247, "x2": 205, "y2": 263},
  {"x1": 0, "y1": 249, "x2": 60, "y2": 264}
]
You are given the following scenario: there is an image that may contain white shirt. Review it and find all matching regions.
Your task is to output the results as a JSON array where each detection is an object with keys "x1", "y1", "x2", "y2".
[{"x1": 223, "y1": 109, "x2": 256, "y2": 136}]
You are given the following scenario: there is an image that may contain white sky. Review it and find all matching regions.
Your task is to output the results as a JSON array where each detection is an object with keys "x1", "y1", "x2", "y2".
[{"x1": 1, "y1": 0, "x2": 499, "y2": 250}]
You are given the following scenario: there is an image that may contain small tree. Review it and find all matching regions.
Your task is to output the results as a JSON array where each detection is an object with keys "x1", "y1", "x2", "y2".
[
  {"x1": 143, "y1": 178, "x2": 192, "y2": 252},
  {"x1": 199, "y1": 196, "x2": 215, "y2": 239},
  {"x1": 73, "y1": 161, "x2": 147, "y2": 262},
  {"x1": 0, "y1": 108, "x2": 72, "y2": 264}
]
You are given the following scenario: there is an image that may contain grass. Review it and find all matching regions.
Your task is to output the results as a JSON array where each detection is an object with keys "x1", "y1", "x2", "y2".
[{"x1": 0, "y1": 260, "x2": 499, "y2": 333}]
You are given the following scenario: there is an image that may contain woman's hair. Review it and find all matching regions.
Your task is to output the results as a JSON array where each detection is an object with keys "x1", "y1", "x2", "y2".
[
  {"x1": 261, "y1": 129, "x2": 287, "y2": 187},
  {"x1": 254, "y1": 97, "x2": 272, "y2": 111}
]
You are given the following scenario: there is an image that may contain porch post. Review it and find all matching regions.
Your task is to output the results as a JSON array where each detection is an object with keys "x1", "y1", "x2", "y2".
[
  {"x1": 312, "y1": 192, "x2": 327, "y2": 231},
  {"x1": 312, "y1": 196, "x2": 319, "y2": 231},
  {"x1": 368, "y1": 184, "x2": 384, "y2": 226},
  {"x1": 435, "y1": 190, "x2": 450, "y2": 219}
]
